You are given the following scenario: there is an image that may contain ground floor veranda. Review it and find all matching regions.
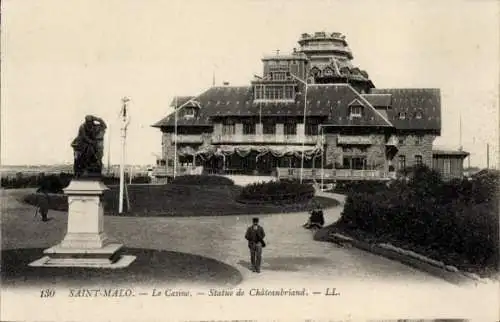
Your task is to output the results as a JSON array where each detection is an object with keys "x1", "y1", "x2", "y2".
[{"x1": 156, "y1": 144, "x2": 395, "y2": 179}]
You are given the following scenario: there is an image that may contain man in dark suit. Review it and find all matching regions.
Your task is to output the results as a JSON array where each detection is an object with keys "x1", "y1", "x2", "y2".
[
  {"x1": 245, "y1": 217, "x2": 266, "y2": 273},
  {"x1": 36, "y1": 188, "x2": 50, "y2": 222}
]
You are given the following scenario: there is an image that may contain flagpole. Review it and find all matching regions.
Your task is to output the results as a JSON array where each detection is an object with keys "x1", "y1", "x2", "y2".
[{"x1": 119, "y1": 97, "x2": 130, "y2": 214}]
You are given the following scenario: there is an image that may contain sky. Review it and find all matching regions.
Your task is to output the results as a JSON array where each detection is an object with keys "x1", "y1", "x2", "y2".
[{"x1": 1, "y1": 0, "x2": 499, "y2": 167}]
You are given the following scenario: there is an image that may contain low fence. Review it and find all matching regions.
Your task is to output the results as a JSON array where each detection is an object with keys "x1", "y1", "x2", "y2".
[
  {"x1": 150, "y1": 166, "x2": 395, "y2": 181},
  {"x1": 276, "y1": 168, "x2": 393, "y2": 181},
  {"x1": 152, "y1": 166, "x2": 203, "y2": 177}
]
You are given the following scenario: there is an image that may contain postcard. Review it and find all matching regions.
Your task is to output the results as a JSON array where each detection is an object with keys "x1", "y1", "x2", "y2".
[{"x1": 1, "y1": 0, "x2": 499, "y2": 321}]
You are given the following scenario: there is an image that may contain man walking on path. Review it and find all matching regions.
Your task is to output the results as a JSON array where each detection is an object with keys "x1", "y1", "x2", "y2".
[
  {"x1": 245, "y1": 217, "x2": 266, "y2": 273},
  {"x1": 35, "y1": 189, "x2": 50, "y2": 222}
]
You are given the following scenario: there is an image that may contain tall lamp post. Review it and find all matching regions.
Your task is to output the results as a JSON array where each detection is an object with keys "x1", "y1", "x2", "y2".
[
  {"x1": 290, "y1": 73, "x2": 308, "y2": 183},
  {"x1": 119, "y1": 97, "x2": 131, "y2": 214}
]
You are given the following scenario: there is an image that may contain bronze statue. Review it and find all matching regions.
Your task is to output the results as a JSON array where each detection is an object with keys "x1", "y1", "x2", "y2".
[{"x1": 71, "y1": 115, "x2": 107, "y2": 178}]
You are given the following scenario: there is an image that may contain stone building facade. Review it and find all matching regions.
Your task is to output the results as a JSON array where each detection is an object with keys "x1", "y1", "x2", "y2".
[{"x1": 152, "y1": 32, "x2": 464, "y2": 179}]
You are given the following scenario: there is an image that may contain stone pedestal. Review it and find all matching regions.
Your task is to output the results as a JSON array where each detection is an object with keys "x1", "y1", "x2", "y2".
[{"x1": 29, "y1": 179, "x2": 135, "y2": 268}]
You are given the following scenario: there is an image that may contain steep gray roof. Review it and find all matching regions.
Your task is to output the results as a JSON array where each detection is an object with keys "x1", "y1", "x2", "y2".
[
  {"x1": 153, "y1": 85, "x2": 441, "y2": 131},
  {"x1": 370, "y1": 88, "x2": 441, "y2": 131}
]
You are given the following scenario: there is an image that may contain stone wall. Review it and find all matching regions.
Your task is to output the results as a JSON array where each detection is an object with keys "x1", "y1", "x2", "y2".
[
  {"x1": 393, "y1": 134, "x2": 435, "y2": 169},
  {"x1": 325, "y1": 134, "x2": 341, "y2": 167},
  {"x1": 324, "y1": 133, "x2": 387, "y2": 170},
  {"x1": 366, "y1": 134, "x2": 387, "y2": 171},
  {"x1": 162, "y1": 131, "x2": 175, "y2": 165}
]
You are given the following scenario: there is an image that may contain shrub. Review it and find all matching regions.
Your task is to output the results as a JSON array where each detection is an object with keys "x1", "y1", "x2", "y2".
[
  {"x1": 131, "y1": 175, "x2": 152, "y2": 184},
  {"x1": 333, "y1": 180, "x2": 388, "y2": 195},
  {"x1": 2, "y1": 171, "x2": 153, "y2": 190},
  {"x1": 37, "y1": 173, "x2": 72, "y2": 193},
  {"x1": 169, "y1": 175, "x2": 234, "y2": 186},
  {"x1": 1, "y1": 172, "x2": 41, "y2": 189},
  {"x1": 239, "y1": 179, "x2": 314, "y2": 203},
  {"x1": 339, "y1": 165, "x2": 499, "y2": 271},
  {"x1": 23, "y1": 193, "x2": 68, "y2": 211}
]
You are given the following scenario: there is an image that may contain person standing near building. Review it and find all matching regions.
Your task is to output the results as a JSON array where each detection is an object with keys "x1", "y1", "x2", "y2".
[{"x1": 245, "y1": 217, "x2": 266, "y2": 273}]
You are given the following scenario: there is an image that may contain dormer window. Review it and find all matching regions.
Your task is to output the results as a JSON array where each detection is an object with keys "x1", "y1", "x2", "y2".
[
  {"x1": 398, "y1": 112, "x2": 406, "y2": 120},
  {"x1": 348, "y1": 99, "x2": 364, "y2": 118},
  {"x1": 350, "y1": 106, "x2": 363, "y2": 118},
  {"x1": 184, "y1": 108, "x2": 195, "y2": 118},
  {"x1": 415, "y1": 110, "x2": 423, "y2": 119}
]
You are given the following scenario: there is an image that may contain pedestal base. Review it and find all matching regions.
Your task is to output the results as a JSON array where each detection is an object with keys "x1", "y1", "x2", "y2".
[
  {"x1": 29, "y1": 243, "x2": 136, "y2": 268},
  {"x1": 28, "y1": 178, "x2": 136, "y2": 269},
  {"x1": 59, "y1": 232, "x2": 110, "y2": 249}
]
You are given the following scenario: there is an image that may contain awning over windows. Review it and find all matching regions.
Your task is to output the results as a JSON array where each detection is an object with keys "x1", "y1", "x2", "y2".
[{"x1": 177, "y1": 144, "x2": 322, "y2": 159}]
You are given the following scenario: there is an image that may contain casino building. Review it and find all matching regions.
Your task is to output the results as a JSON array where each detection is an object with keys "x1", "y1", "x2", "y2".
[{"x1": 152, "y1": 32, "x2": 468, "y2": 181}]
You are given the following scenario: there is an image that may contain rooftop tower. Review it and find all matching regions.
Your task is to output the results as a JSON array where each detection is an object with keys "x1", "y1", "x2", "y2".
[{"x1": 298, "y1": 32, "x2": 374, "y2": 93}]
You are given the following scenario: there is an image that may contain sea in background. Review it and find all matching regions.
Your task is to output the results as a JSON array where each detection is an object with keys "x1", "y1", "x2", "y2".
[{"x1": 0, "y1": 164, "x2": 154, "y2": 179}]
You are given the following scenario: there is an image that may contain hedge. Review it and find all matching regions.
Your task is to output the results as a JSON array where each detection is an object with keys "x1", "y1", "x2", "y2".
[
  {"x1": 169, "y1": 175, "x2": 234, "y2": 186},
  {"x1": 1, "y1": 172, "x2": 151, "y2": 192},
  {"x1": 333, "y1": 180, "x2": 389, "y2": 195},
  {"x1": 338, "y1": 166, "x2": 499, "y2": 270},
  {"x1": 238, "y1": 179, "x2": 314, "y2": 203}
]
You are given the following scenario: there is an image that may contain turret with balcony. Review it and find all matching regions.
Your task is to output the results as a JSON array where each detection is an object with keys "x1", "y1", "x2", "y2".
[
  {"x1": 297, "y1": 32, "x2": 374, "y2": 92},
  {"x1": 298, "y1": 32, "x2": 353, "y2": 60}
]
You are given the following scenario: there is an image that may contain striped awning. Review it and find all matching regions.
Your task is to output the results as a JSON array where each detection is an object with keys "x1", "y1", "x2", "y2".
[{"x1": 178, "y1": 144, "x2": 322, "y2": 159}]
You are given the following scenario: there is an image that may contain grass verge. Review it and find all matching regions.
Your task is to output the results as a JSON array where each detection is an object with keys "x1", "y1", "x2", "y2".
[{"x1": 22, "y1": 184, "x2": 340, "y2": 217}]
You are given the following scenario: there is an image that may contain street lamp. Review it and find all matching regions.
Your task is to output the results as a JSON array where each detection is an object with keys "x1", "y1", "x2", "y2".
[{"x1": 290, "y1": 73, "x2": 308, "y2": 183}]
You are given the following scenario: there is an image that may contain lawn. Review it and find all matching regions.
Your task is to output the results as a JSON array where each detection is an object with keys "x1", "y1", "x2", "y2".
[
  {"x1": 1, "y1": 247, "x2": 242, "y2": 288},
  {"x1": 23, "y1": 183, "x2": 339, "y2": 217}
]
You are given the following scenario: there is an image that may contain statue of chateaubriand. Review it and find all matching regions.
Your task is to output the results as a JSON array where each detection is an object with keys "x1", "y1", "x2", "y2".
[{"x1": 71, "y1": 115, "x2": 107, "y2": 178}]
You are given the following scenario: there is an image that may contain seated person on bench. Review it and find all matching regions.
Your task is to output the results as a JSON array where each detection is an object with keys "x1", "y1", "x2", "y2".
[{"x1": 303, "y1": 204, "x2": 325, "y2": 229}]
